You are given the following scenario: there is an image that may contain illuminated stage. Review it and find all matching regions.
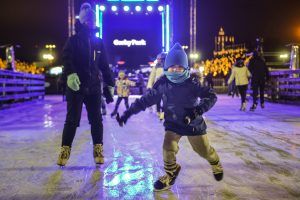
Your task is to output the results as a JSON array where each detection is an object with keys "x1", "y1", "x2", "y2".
[
  {"x1": 0, "y1": 95, "x2": 299, "y2": 199},
  {"x1": 95, "y1": 0, "x2": 172, "y2": 68}
]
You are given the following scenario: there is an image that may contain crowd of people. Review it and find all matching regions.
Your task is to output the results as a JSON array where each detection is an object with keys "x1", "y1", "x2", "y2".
[
  {"x1": 203, "y1": 50, "x2": 251, "y2": 77},
  {"x1": 0, "y1": 58, "x2": 44, "y2": 74}
]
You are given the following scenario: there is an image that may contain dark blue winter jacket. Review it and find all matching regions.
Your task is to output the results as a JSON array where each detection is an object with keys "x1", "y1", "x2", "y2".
[{"x1": 127, "y1": 75, "x2": 217, "y2": 136}]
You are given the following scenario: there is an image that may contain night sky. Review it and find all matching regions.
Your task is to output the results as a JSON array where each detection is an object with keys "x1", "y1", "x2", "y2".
[{"x1": 0, "y1": 0, "x2": 300, "y2": 62}]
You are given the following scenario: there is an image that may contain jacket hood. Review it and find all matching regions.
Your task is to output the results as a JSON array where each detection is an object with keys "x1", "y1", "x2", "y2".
[{"x1": 75, "y1": 20, "x2": 98, "y2": 35}]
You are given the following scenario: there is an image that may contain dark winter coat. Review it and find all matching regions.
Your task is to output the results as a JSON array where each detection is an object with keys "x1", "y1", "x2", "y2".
[
  {"x1": 247, "y1": 55, "x2": 269, "y2": 85},
  {"x1": 62, "y1": 22, "x2": 115, "y2": 94},
  {"x1": 127, "y1": 75, "x2": 217, "y2": 136}
]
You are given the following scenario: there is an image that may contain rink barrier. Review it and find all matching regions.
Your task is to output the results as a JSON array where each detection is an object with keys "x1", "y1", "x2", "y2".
[
  {"x1": 207, "y1": 70, "x2": 300, "y2": 102},
  {"x1": 0, "y1": 69, "x2": 45, "y2": 104},
  {"x1": 269, "y1": 69, "x2": 300, "y2": 100}
]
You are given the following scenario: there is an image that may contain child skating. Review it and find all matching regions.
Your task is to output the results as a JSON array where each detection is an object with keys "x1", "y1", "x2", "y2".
[
  {"x1": 111, "y1": 71, "x2": 136, "y2": 117},
  {"x1": 116, "y1": 43, "x2": 223, "y2": 191}
]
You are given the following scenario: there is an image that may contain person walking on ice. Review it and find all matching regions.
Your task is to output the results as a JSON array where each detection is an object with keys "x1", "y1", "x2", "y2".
[
  {"x1": 147, "y1": 52, "x2": 167, "y2": 120},
  {"x1": 227, "y1": 57, "x2": 251, "y2": 111},
  {"x1": 57, "y1": 3, "x2": 115, "y2": 166},
  {"x1": 247, "y1": 50, "x2": 269, "y2": 111},
  {"x1": 116, "y1": 43, "x2": 223, "y2": 191}
]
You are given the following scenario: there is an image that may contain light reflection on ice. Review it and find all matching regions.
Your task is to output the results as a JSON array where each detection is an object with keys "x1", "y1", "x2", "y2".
[
  {"x1": 43, "y1": 114, "x2": 53, "y2": 128},
  {"x1": 103, "y1": 150, "x2": 154, "y2": 198}
]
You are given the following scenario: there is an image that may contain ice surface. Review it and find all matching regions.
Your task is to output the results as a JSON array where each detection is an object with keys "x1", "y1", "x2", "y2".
[{"x1": 0, "y1": 95, "x2": 299, "y2": 199}]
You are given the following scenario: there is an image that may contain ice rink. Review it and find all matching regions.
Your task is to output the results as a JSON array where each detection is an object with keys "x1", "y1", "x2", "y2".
[{"x1": 0, "y1": 95, "x2": 299, "y2": 199}]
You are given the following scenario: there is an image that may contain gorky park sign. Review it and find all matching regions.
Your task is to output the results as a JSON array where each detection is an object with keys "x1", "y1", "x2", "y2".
[{"x1": 113, "y1": 39, "x2": 147, "y2": 47}]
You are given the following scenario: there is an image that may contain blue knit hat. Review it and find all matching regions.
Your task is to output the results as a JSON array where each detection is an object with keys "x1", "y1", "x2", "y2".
[{"x1": 164, "y1": 43, "x2": 189, "y2": 70}]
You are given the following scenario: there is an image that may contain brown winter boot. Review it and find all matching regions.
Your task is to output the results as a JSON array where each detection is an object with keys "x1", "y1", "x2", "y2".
[
  {"x1": 94, "y1": 144, "x2": 104, "y2": 164},
  {"x1": 57, "y1": 146, "x2": 71, "y2": 166},
  {"x1": 210, "y1": 159, "x2": 224, "y2": 181},
  {"x1": 153, "y1": 164, "x2": 181, "y2": 191}
]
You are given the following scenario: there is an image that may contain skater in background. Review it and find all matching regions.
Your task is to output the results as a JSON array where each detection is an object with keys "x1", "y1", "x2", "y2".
[
  {"x1": 110, "y1": 71, "x2": 135, "y2": 117},
  {"x1": 117, "y1": 43, "x2": 223, "y2": 191},
  {"x1": 57, "y1": 3, "x2": 115, "y2": 166},
  {"x1": 227, "y1": 57, "x2": 251, "y2": 111},
  {"x1": 205, "y1": 72, "x2": 214, "y2": 88},
  {"x1": 136, "y1": 70, "x2": 145, "y2": 95},
  {"x1": 147, "y1": 52, "x2": 167, "y2": 120},
  {"x1": 248, "y1": 50, "x2": 269, "y2": 111},
  {"x1": 230, "y1": 80, "x2": 239, "y2": 98}
]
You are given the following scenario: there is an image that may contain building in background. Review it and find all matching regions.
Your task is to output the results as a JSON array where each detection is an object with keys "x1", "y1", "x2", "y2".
[{"x1": 213, "y1": 27, "x2": 246, "y2": 57}]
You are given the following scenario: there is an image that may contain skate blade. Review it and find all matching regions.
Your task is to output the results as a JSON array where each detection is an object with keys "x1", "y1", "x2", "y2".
[{"x1": 57, "y1": 165, "x2": 66, "y2": 169}]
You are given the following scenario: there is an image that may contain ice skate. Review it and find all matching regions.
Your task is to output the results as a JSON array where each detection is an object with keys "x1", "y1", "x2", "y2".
[
  {"x1": 240, "y1": 102, "x2": 246, "y2": 111},
  {"x1": 57, "y1": 146, "x2": 71, "y2": 167},
  {"x1": 210, "y1": 160, "x2": 223, "y2": 181},
  {"x1": 261, "y1": 103, "x2": 265, "y2": 109},
  {"x1": 250, "y1": 104, "x2": 257, "y2": 111},
  {"x1": 153, "y1": 164, "x2": 181, "y2": 191},
  {"x1": 159, "y1": 112, "x2": 164, "y2": 121},
  {"x1": 94, "y1": 144, "x2": 104, "y2": 164},
  {"x1": 110, "y1": 110, "x2": 117, "y2": 118},
  {"x1": 157, "y1": 112, "x2": 161, "y2": 118}
]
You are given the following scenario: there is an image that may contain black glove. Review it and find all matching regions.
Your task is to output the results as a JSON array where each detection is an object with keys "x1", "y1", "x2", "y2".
[
  {"x1": 103, "y1": 86, "x2": 114, "y2": 104},
  {"x1": 183, "y1": 106, "x2": 203, "y2": 125},
  {"x1": 116, "y1": 111, "x2": 131, "y2": 127}
]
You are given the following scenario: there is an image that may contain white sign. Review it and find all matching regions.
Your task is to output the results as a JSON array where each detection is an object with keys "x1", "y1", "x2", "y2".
[{"x1": 113, "y1": 39, "x2": 146, "y2": 47}]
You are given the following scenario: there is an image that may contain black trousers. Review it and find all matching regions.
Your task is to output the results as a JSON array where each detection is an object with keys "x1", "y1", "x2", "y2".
[
  {"x1": 237, "y1": 85, "x2": 248, "y2": 104},
  {"x1": 252, "y1": 80, "x2": 265, "y2": 104},
  {"x1": 113, "y1": 97, "x2": 129, "y2": 112},
  {"x1": 61, "y1": 89, "x2": 103, "y2": 147}
]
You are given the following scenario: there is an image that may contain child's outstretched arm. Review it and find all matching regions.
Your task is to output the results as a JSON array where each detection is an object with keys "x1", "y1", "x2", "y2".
[{"x1": 117, "y1": 79, "x2": 164, "y2": 126}]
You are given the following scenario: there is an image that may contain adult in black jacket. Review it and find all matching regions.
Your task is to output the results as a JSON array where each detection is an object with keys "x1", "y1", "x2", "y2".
[
  {"x1": 248, "y1": 51, "x2": 269, "y2": 111},
  {"x1": 57, "y1": 3, "x2": 115, "y2": 166}
]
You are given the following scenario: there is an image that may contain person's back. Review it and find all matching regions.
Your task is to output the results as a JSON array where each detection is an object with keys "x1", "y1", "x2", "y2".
[
  {"x1": 248, "y1": 52, "x2": 269, "y2": 83},
  {"x1": 228, "y1": 58, "x2": 251, "y2": 111},
  {"x1": 247, "y1": 51, "x2": 269, "y2": 111},
  {"x1": 230, "y1": 65, "x2": 250, "y2": 86}
]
